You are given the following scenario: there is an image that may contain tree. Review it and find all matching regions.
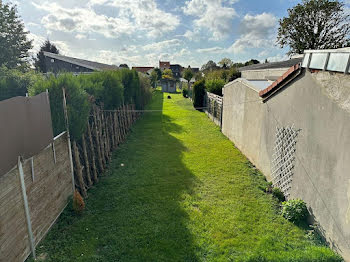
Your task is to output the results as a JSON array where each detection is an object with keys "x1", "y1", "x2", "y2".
[
  {"x1": 201, "y1": 60, "x2": 218, "y2": 72},
  {"x1": 162, "y1": 69, "x2": 173, "y2": 79},
  {"x1": 154, "y1": 67, "x2": 162, "y2": 80},
  {"x1": 183, "y1": 68, "x2": 194, "y2": 90},
  {"x1": 119, "y1": 64, "x2": 129, "y2": 69},
  {"x1": 277, "y1": 0, "x2": 350, "y2": 55},
  {"x1": 0, "y1": 3, "x2": 32, "y2": 69},
  {"x1": 218, "y1": 58, "x2": 233, "y2": 68},
  {"x1": 244, "y1": 59, "x2": 260, "y2": 66},
  {"x1": 34, "y1": 40, "x2": 59, "y2": 73}
]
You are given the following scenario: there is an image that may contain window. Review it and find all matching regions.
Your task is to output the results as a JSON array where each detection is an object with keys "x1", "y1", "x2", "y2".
[
  {"x1": 309, "y1": 53, "x2": 328, "y2": 70},
  {"x1": 327, "y1": 53, "x2": 350, "y2": 72}
]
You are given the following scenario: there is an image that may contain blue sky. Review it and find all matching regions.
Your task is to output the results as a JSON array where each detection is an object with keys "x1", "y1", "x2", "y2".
[{"x1": 5, "y1": 0, "x2": 341, "y2": 67}]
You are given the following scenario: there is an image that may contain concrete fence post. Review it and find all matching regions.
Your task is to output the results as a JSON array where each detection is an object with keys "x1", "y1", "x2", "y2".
[
  {"x1": 18, "y1": 156, "x2": 36, "y2": 259},
  {"x1": 62, "y1": 88, "x2": 75, "y2": 193}
]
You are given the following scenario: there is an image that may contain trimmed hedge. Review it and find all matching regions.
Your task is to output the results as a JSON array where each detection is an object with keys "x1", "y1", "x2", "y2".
[
  {"x1": 29, "y1": 69, "x2": 152, "y2": 139},
  {"x1": 192, "y1": 79, "x2": 205, "y2": 108},
  {"x1": 205, "y1": 79, "x2": 225, "y2": 96}
]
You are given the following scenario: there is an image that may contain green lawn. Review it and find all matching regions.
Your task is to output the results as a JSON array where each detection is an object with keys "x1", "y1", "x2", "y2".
[{"x1": 31, "y1": 91, "x2": 341, "y2": 261}]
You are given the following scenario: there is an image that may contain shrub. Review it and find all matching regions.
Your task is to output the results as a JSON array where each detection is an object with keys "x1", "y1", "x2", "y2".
[
  {"x1": 282, "y1": 199, "x2": 308, "y2": 223},
  {"x1": 205, "y1": 79, "x2": 225, "y2": 96},
  {"x1": 192, "y1": 79, "x2": 206, "y2": 108},
  {"x1": 73, "y1": 190, "x2": 85, "y2": 215},
  {"x1": 272, "y1": 187, "x2": 285, "y2": 202},
  {"x1": 138, "y1": 73, "x2": 152, "y2": 109},
  {"x1": 182, "y1": 87, "x2": 188, "y2": 97}
]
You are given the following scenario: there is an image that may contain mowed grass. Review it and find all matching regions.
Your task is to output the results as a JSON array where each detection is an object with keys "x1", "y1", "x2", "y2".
[{"x1": 30, "y1": 91, "x2": 341, "y2": 261}]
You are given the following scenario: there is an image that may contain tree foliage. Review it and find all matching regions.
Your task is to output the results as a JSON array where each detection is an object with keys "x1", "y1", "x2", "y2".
[
  {"x1": 0, "y1": 66, "x2": 40, "y2": 101},
  {"x1": 218, "y1": 58, "x2": 233, "y2": 68},
  {"x1": 0, "y1": 3, "x2": 32, "y2": 70},
  {"x1": 277, "y1": 0, "x2": 350, "y2": 55},
  {"x1": 201, "y1": 60, "x2": 219, "y2": 72},
  {"x1": 34, "y1": 40, "x2": 59, "y2": 73},
  {"x1": 162, "y1": 68, "x2": 173, "y2": 79},
  {"x1": 183, "y1": 68, "x2": 194, "y2": 83}
]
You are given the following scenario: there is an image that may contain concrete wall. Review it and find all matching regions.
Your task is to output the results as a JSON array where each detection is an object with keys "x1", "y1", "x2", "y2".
[
  {"x1": 0, "y1": 133, "x2": 72, "y2": 262},
  {"x1": 222, "y1": 70, "x2": 350, "y2": 260}
]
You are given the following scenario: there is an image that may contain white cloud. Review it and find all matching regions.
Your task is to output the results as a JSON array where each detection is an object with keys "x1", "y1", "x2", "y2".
[
  {"x1": 183, "y1": 0, "x2": 238, "y2": 40},
  {"x1": 90, "y1": 0, "x2": 180, "y2": 38},
  {"x1": 32, "y1": 0, "x2": 180, "y2": 39},
  {"x1": 33, "y1": 2, "x2": 134, "y2": 38},
  {"x1": 197, "y1": 46, "x2": 225, "y2": 53},
  {"x1": 228, "y1": 12, "x2": 278, "y2": 53},
  {"x1": 183, "y1": 29, "x2": 201, "y2": 41},
  {"x1": 143, "y1": 39, "x2": 182, "y2": 51}
]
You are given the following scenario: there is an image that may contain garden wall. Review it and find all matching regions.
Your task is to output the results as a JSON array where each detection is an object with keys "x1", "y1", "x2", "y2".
[
  {"x1": 0, "y1": 132, "x2": 72, "y2": 262},
  {"x1": 222, "y1": 70, "x2": 350, "y2": 260}
]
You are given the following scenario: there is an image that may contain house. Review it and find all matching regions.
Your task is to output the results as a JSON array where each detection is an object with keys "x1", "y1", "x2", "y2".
[
  {"x1": 160, "y1": 78, "x2": 176, "y2": 93},
  {"x1": 159, "y1": 61, "x2": 170, "y2": 71},
  {"x1": 170, "y1": 64, "x2": 183, "y2": 78},
  {"x1": 221, "y1": 48, "x2": 350, "y2": 260},
  {"x1": 43, "y1": 51, "x2": 119, "y2": 73},
  {"x1": 238, "y1": 57, "x2": 303, "y2": 80},
  {"x1": 132, "y1": 67, "x2": 154, "y2": 75}
]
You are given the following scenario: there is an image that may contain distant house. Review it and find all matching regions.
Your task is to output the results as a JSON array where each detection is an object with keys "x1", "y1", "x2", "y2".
[
  {"x1": 43, "y1": 51, "x2": 119, "y2": 74},
  {"x1": 190, "y1": 67, "x2": 199, "y2": 73},
  {"x1": 238, "y1": 57, "x2": 303, "y2": 80},
  {"x1": 170, "y1": 64, "x2": 183, "y2": 78},
  {"x1": 132, "y1": 67, "x2": 154, "y2": 75},
  {"x1": 160, "y1": 78, "x2": 176, "y2": 93},
  {"x1": 159, "y1": 61, "x2": 170, "y2": 71}
]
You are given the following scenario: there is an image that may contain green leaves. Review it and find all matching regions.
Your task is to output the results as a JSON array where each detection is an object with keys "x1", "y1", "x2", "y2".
[
  {"x1": 0, "y1": 3, "x2": 32, "y2": 69},
  {"x1": 277, "y1": 0, "x2": 350, "y2": 55},
  {"x1": 282, "y1": 199, "x2": 308, "y2": 223}
]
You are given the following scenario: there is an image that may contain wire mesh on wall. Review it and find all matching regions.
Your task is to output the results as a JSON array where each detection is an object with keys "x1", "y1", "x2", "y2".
[{"x1": 271, "y1": 126, "x2": 299, "y2": 198}]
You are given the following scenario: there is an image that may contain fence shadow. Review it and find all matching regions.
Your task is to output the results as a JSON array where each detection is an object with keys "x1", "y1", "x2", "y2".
[{"x1": 34, "y1": 90, "x2": 200, "y2": 261}]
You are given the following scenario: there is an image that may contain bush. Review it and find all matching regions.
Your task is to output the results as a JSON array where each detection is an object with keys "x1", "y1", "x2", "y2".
[
  {"x1": 282, "y1": 199, "x2": 308, "y2": 223},
  {"x1": 182, "y1": 87, "x2": 188, "y2": 97},
  {"x1": 272, "y1": 187, "x2": 285, "y2": 202},
  {"x1": 73, "y1": 190, "x2": 85, "y2": 215},
  {"x1": 192, "y1": 79, "x2": 206, "y2": 108},
  {"x1": 138, "y1": 73, "x2": 152, "y2": 109},
  {"x1": 205, "y1": 79, "x2": 225, "y2": 96}
]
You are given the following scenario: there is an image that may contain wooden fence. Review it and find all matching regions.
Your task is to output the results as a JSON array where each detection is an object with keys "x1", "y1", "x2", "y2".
[
  {"x1": 203, "y1": 92, "x2": 223, "y2": 127},
  {"x1": 0, "y1": 133, "x2": 72, "y2": 262},
  {"x1": 72, "y1": 104, "x2": 139, "y2": 198},
  {"x1": 0, "y1": 98, "x2": 139, "y2": 262}
]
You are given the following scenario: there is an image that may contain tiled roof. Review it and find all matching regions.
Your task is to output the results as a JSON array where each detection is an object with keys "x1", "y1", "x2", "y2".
[
  {"x1": 239, "y1": 58, "x2": 303, "y2": 72},
  {"x1": 43, "y1": 51, "x2": 119, "y2": 71},
  {"x1": 259, "y1": 63, "x2": 301, "y2": 98},
  {"x1": 159, "y1": 61, "x2": 170, "y2": 68}
]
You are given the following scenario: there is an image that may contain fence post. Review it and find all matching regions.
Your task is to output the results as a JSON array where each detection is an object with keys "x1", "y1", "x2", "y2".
[
  {"x1": 62, "y1": 88, "x2": 76, "y2": 194},
  {"x1": 81, "y1": 133, "x2": 93, "y2": 187},
  {"x1": 18, "y1": 157, "x2": 36, "y2": 259}
]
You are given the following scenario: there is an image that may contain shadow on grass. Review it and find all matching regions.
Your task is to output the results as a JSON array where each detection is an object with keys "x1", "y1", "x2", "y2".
[{"x1": 31, "y1": 90, "x2": 200, "y2": 262}]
